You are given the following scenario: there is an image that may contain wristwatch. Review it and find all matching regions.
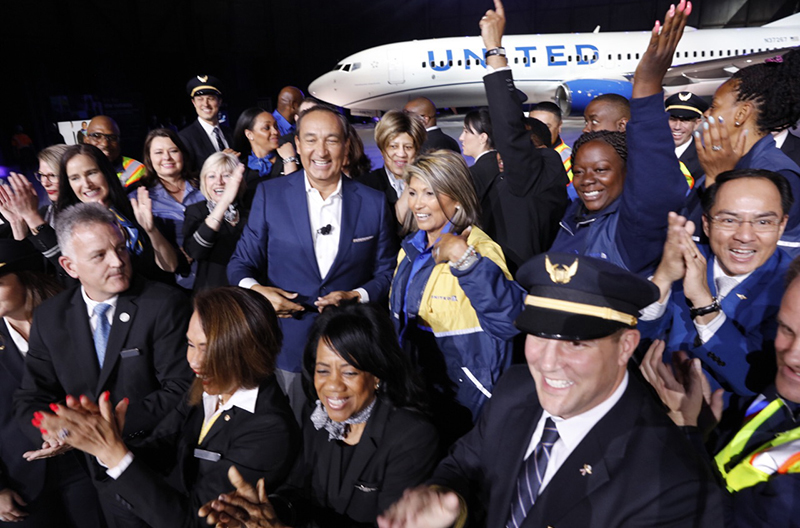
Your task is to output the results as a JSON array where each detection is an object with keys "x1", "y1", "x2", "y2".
[
  {"x1": 282, "y1": 156, "x2": 299, "y2": 165},
  {"x1": 689, "y1": 297, "x2": 720, "y2": 319},
  {"x1": 484, "y1": 47, "x2": 506, "y2": 59}
]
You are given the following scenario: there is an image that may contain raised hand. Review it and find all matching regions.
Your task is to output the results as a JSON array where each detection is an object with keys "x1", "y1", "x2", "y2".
[
  {"x1": 479, "y1": 0, "x2": 506, "y2": 54},
  {"x1": 695, "y1": 115, "x2": 746, "y2": 185},
  {"x1": 432, "y1": 226, "x2": 472, "y2": 265},
  {"x1": 130, "y1": 186, "x2": 155, "y2": 233},
  {"x1": 197, "y1": 466, "x2": 284, "y2": 527},
  {"x1": 633, "y1": 0, "x2": 693, "y2": 98},
  {"x1": 377, "y1": 486, "x2": 462, "y2": 528}
]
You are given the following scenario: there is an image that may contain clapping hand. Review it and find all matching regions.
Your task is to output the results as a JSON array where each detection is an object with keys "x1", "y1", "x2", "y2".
[{"x1": 198, "y1": 466, "x2": 285, "y2": 527}]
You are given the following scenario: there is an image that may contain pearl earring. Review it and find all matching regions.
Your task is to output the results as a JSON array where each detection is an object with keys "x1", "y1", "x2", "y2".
[{"x1": 735, "y1": 121, "x2": 741, "y2": 126}]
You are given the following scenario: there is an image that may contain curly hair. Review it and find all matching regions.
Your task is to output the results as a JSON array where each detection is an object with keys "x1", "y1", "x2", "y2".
[
  {"x1": 571, "y1": 130, "x2": 627, "y2": 167},
  {"x1": 731, "y1": 48, "x2": 800, "y2": 133}
]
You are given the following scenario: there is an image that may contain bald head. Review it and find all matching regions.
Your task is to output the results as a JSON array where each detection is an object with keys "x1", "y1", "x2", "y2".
[
  {"x1": 404, "y1": 97, "x2": 437, "y2": 127},
  {"x1": 583, "y1": 94, "x2": 630, "y2": 133},
  {"x1": 277, "y1": 86, "x2": 305, "y2": 123},
  {"x1": 85, "y1": 116, "x2": 122, "y2": 162}
]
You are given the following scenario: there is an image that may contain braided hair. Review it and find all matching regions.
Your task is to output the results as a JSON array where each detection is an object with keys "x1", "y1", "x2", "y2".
[
  {"x1": 571, "y1": 130, "x2": 627, "y2": 167},
  {"x1": 731, "y1": 48, "x2": 800, "y2": 133}
]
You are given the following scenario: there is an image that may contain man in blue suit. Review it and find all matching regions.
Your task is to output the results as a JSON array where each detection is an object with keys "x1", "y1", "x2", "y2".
[
  {"x1": 640, "y1": 168, "x2": 794, "y2": 397},
  {"x1": 228, "y1": 105, "x2": 397, "y2": 417}
]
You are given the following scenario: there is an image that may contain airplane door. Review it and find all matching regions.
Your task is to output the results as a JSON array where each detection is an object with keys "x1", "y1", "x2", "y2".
[{"x1": 388, "y1": 51, "x2": 405, "y2": 85}]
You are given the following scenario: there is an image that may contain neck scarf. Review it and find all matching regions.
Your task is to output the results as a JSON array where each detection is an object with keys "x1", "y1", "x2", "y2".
[
  {"x1": 109, "y1": 207, "x2": 144, "y2": 256},
  {"x1": 206, "y1": 200, "x2": 239, "y2": 226},
  {"x1": 247, "y1": 151, "x2": 275, "y2": 177},
  {"x1": 311, "y1": 398, "x2": 376, "y2": 442}
]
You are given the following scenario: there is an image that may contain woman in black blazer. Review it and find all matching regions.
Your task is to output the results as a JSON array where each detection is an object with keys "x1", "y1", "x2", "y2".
[
  {"x1": 199, "y1": 303, "x2": 440, "y2": 528},
  {"x1": 183, "y1": 152, "x2": 249, "y2": 292},
  {"x1": 38, "y1": 287, "x2": 300, "y2": 528},
  {"x1": 233, "y1": 107, "x2": 300, "y2": 207},
  {"x1": 459, "y1": 108, "x2": 498, "y2": 204}
]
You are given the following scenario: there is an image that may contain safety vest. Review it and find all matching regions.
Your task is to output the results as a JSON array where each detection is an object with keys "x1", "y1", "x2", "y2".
[
  {"x1": 120, "y1": 157, "x2": 146, "y2": 187},
  {"x1": 714, "y1": 398, "x2": 800, "y2": 492},
  {"x1": 678, "y1": 160, "x2": 695, "y2": 190},
  {"x1": 554, "y1": 140, "x2": 573, "y2": 183}
]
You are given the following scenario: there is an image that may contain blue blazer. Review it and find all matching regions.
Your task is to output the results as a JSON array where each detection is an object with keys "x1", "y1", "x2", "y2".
[
  {"x1": 228, "y1": 172, "x2": 397, "y2": 372},
  {"x1": 639, "y1": 247, "x2": 790, "y2": 396}
]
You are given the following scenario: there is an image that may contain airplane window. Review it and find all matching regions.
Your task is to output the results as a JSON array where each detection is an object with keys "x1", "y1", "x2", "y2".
[
  {"x1": 466, "y1": 59, "x2": 471, "y2": 66},
  {"x1": 608, "y1": 54, "x2": 612, "y2": 60},
  {"x1": 341, "y1": 64, "x2": 350, "y2": 72},
  {"x1": 627, "y1": 53, "x2": 631, "y2": 60},
  {"x1": 430, "y1": 61, "x2": 435, "y2": 67},
  {"x1": 440, "y1": 61, "x2": 445, "y2": 67},
  {"x1": 551, "y1": 56, "x2": 555, "y2": 63},
  {"x1": 514, "y1": 57, "x2": 519, "y2": 64},
  {"x1": 524, "y1": 57, "x2": 529, "y2": 64},
  {"x1": 448, "y1": 60, "x2": 453, "y2": 66},
  {"x1": 352, "y1": 62, "x2": 361, "y2": 71},
  {"x1": 693, "y1": 51, "x2": 697, "y2": 57},
  {"x1": 458, "y1": 60, "x2": 462, "y2": 66},
  {"x1": 701, "y1": 51, "x2": 705, "y2": 57},
  {"x1": 618, "y1": 54, "x2": 622, "y2": 60},
  {"x1": 422, "y1": 62, "x2": 426, "y2": 68},
  {"x1": 568, "y1": 56, "x2": 572, "y2": 62}
]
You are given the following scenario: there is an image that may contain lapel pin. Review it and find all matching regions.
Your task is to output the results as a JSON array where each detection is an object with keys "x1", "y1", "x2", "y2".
[
  {"x1": 736, "y1": 294, "x2": 747, "y2": 300},
  {"x1": 579, "y1": 464, "x2": 592, "y2": 476},
  {"x1": 224, "y1": 414, "x2": 230, "y2": 422},
  {"x1": 119, "y1": 312, "x2": 130, "y2": 322}
]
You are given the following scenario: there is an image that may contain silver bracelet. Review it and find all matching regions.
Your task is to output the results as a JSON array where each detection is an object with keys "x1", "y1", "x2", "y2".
[
  {"x1": 207, "y1": 216, "x2": 221, "y2": 225},
  {"x1": 449, "y1": 245, "x2": 478, "y2": 270}
]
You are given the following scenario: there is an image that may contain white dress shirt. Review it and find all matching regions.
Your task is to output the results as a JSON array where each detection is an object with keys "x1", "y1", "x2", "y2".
[
  {"x1": 384, "y1": 167, "x2": 405, "y2": 199},
  {"x1": 197, "y1": 118, "x2": 228, "y2": 151},
  {"x1": 4, "y1": 318, "x2": 28, "y2": 357},
  {"x1": 675, "y1": 139, "x2": 692, "y2": 159},
  {"x1": 81, "y1": 287, "x2": 118, "y2": 333},
  {"x1": 524, "y1": 372, "x2": 629, "y2": 493}
]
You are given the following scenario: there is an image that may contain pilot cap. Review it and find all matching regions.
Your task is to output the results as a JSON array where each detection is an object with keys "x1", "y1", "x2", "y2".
[
  {"x1": 186, "y1": 75, "x2": 223, "y2": 98},
  {"x1": 665, "y1": 91, "x2": 708, "y2": 119},
  {"x1": 514, "y1": 253, "x2": 659, "y2": 341},
  {"x1": 0, "y1": 239, "x2": 46, "y2": 275}
]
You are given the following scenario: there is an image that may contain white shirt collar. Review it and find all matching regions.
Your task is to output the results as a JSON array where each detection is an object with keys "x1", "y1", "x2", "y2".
[
  {"x1": 3, "y1": 318, "x2": 28, "y2": 356},
  {"x1": 81, "y1": 287, "x2": 119, "y2": 319},
  {"x1": 712, "y1": 257, "x2": 752, "y2": 288},
  {"x1": 197, "y1": 117, "x2": 220, "y2": 136},
  {"x1": 202, "y1": 385, "x2": 260, "y2": 420},
  {"x1": 304, "y1": 171, "x2": 343, "y2": 198},
  {"x1": 675, "y1": 139, "x2": 692, "y2": 158},
  {"x1": 773, "y1": 129, "x2": 789, "y2": 149},
  {"x1": 425, "y1": 125, "x2": 440, "y2": 132},
  {"x1": 543, "y1": 371, "x2": 629, "y2": 451},
  {"x1": 474, "y1": 149, "x2": 497, "y2": 162}
]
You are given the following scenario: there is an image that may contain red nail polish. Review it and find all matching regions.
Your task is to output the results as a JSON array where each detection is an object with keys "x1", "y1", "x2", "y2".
[
  {"x1": 123, "y1": 397, "x2": 129, "y2": 405},
  {"x1": 32, "y1": 418, "x2": 41, "y2": 427},
  {"x1": 104, "y1": 391, "x2": 110, "y2": 401},
  {"x1": 40, "y1": 429, "x2": 47, "y2": 435},
  {"x1": 49, "y1": 403, "x2": 59, "y2": 412},
  {"x1": 33, "y1": 411, "x2": 43, "y2": 421},
  {"x1": 66, "y1": 394, "x2": 74, "y2": 402}
]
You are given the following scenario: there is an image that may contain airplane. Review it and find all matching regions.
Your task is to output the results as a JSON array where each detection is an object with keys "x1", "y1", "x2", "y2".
[{"x1": 308, "y1": 12, "x2": 800, "y2": 115}]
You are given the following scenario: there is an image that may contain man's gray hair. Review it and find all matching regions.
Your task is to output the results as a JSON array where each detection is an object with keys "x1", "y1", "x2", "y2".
[{"x1": 56, "y1": 203, "x2": 118, "y2": 258}]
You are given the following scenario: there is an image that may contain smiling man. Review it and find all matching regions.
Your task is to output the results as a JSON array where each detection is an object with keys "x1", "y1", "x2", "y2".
[
  {"x1": 665, "y1": 91, "x2": 707, "y2": 188},
  {"x1": 179, "y1": 74, "x2": 235, "y2": 171},
  {"x1": 228, "y1": 105, "x2": 396, "y2": 420},
  {"x1": 641, "y1": 169, "x2": 793, "y2": 397},
  {"x1": 379, "y1": 252, "x2": 722, "y2": 528},
  {"x1": 84, "y1": 115, "x2": 146, "y2": 187}
]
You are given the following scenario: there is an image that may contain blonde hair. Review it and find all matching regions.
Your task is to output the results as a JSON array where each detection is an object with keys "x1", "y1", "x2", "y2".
[
  {"x1": 37, "y1": 144, "x2": 68, "y2": 173},
  {"x1": 374, "y1": 110, "x2": 427, "y2": 154},
  {"x1": 401, "y1": 150, "x2": 480, "y2": 236},
  {"x1": 199, "y1": 152, "x2": 242, "y2": 201}
]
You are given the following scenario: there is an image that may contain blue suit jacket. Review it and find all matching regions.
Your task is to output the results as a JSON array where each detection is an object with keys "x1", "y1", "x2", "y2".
[
  {"x1": 639, "y1": 247, "x2": 790, "y2": 396},
  {"x1": 227, "y1": 171, "x2": 397, "y2": 372}
]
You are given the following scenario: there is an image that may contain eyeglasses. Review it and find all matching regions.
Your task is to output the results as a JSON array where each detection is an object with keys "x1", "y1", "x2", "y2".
[
  {"x1": 86, "y1": 132, "x2": 120, "y2": 143},
  {"x1": 34, "y1": 171, "x2": 58, "y2": 183},
  {"x1": 706, "y1": 214, "x2": 782, "y2": 232}
]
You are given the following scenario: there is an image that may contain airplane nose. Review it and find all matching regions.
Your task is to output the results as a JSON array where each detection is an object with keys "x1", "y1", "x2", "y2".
[{"x1": 309, "y1": 72, "x2": 343, "y2": 107}]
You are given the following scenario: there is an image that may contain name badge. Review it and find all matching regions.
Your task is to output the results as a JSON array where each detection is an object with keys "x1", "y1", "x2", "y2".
[
  {"x1": 120, "y1": 348, "x2": 141, "y2": 358},
  {"x1": 194, "y1": 448, "x2": 221, "y2": 462}
]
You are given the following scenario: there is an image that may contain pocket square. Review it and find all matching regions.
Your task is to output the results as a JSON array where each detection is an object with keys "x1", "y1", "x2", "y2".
[
  {"x1": 352, "y1": 236, "x2": 374, "y2": 243},
  {"x1": 354, "y1": 483, "x2": 379, "y2": 492}
]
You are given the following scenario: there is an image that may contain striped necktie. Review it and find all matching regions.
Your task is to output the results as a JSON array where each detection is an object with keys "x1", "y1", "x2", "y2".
[
  {"x1": 506, "y1": 417, "x2": 560, "y2": 528},
  {"x1": 213, "y1": 127, "x2": 225, "y2": 151},
  {"x1": 93, "y1": 303, "x2": 112, "y2": 367}
]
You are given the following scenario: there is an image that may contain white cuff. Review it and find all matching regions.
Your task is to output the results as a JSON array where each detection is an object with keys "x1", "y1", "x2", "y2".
[
  {"x1": 694, "y1": 311, "x2": 727, "y2": 344},
  {"x1": 104, "y1": 451, "x2": 134, "y2": 480},
  {"x1": 639, "y1": 285, "x2": 671, "y2": 321},
  {"x1": 354, "y1": 288, "x2": 369, "y2": 303},
  {"x1": 483, "y1": 65, "x2": 511, "y2": 77},
  {"x1": 238, "y1": 278, "x2": 259, "y2": 290}
]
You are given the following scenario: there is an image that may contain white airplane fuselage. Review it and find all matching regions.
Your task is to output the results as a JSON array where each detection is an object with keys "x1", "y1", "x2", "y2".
[{"x1": 309, "y1": 21, "x2": 800, "y2": 113}]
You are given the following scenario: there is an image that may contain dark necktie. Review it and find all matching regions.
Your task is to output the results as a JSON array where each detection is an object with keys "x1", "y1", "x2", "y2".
[
  {"x1": 213, "y1": 127, "x2": 225, "y2": 151},
  {"x1": 93, "y1": 303, "x2": 112, "y2": 367},
  {"x1": 506, "y1": 417, "x2": 560, "y2": 528}
]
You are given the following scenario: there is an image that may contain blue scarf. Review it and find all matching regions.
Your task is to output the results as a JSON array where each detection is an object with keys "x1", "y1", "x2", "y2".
[
  {"x1": 109, "y1": 207, "x2": 144, "y2": 256},
  {"x1": 247, "y1": 152, "x2": 275, "y2": 177}
]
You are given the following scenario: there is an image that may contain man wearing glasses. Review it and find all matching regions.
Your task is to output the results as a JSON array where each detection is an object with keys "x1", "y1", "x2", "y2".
[
  {"x1": 83, "y1": 115, "x2": 146, "y2": 187},
  {"x1": 640, "y1": 169, "x2": 793, "y2": 399}
]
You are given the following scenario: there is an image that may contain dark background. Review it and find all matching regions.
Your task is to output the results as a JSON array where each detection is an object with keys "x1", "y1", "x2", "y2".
[{"x1": 1, "y1": 0, "x2": 798, "y2": 166}]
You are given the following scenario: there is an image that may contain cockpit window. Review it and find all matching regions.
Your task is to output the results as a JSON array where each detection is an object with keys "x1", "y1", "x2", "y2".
[
  {"x1": 343, "y1": 64, "x2": 351, "y2": 72},
  {"x1": 333, "y1": 63, "x2": 343, "y2": 71},
  {"x1": 351, "y1": 62, "x2": 361, "y2": 71}
]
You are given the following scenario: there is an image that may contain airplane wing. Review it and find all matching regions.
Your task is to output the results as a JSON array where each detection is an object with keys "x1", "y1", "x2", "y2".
[{"x1": 662, "y1": 48, "x2": 797, "y2": 89}]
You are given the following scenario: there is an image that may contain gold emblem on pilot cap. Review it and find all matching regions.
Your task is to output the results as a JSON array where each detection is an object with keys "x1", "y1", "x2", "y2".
[
  {"x1": 197, "y1": 75, "x2": 208, "y2": 82},
  {"x1": 678, "y1": 92, "x2": 691, "y2": 101},
  {"x1": 545, "y1": 255, "x2": 579, "y2": 284}
]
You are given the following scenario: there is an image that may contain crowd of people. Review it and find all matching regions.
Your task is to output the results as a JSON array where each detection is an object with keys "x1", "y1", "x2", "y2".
[{"x1": 2, "y1": 0, "x2": 800, "y2": 526}]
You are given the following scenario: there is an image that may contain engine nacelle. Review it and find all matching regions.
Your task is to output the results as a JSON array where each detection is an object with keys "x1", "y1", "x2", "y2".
[{"x1": 555, "y1": 79, "x2": 633, "y2": 116}]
